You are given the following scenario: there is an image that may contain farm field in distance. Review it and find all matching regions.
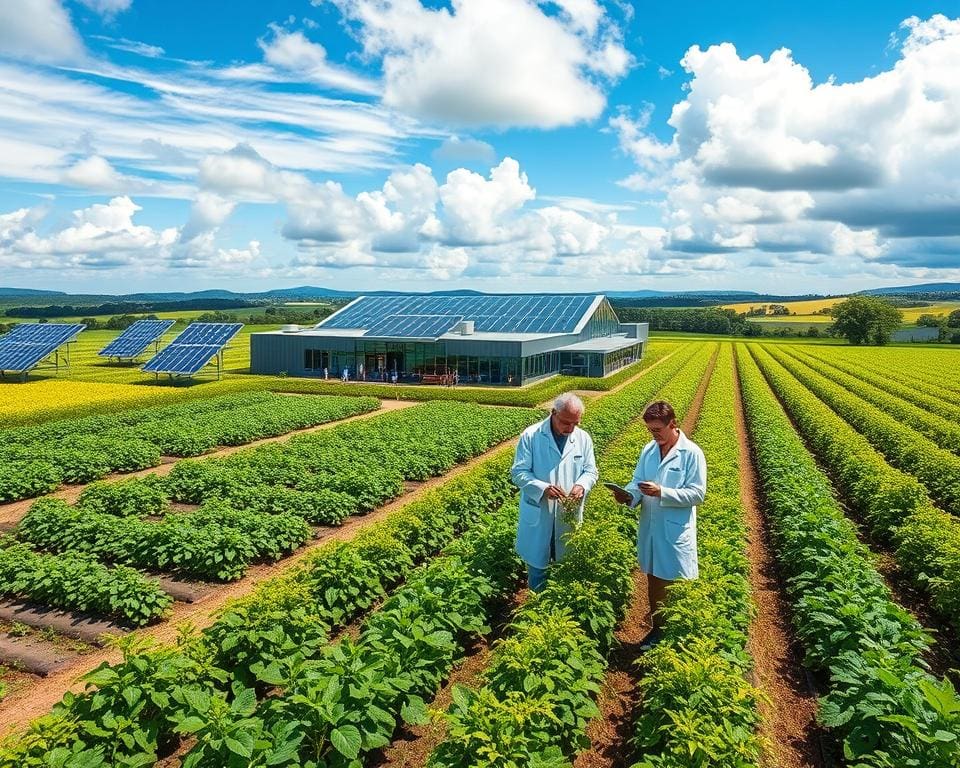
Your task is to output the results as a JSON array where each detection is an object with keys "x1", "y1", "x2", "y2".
[
  {"x1": 0, "y1": 336, "x2": 958, "y2": 767},
  {"x1": 722, "y1": 296, "x2": 960, "y2": 326}
]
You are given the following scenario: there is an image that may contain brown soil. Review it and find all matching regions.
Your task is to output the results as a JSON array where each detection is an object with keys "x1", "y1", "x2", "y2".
[
  {"x1": 0, "y1": 635, "x2": 78, "y2": 677},
  {"x1": 0, "y1": 399, "x2": 418, "y2": 525},
  {"x1": 0, "y1": 435, "x2": 521, "y2": 738},
  {"x1": 733, "y1": 347, "x2": 823, "y2": 768},
  {"x1": 370, "y1": 589, "x2": 528, "y2": 768},
  {"x1": 571, "y1": 345, "x2": 714, "y2": 768}
]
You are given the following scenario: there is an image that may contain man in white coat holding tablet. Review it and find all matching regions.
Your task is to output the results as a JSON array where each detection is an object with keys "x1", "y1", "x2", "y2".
[
  {"x1": 610, "y1": 400, "x2": 706, "y2": 649},
  {"x1": 511, "y1": 393, "x2": 598, "y2": 592}
]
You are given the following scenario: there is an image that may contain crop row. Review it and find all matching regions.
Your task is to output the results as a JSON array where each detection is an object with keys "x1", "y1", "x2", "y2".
[
  {"x1": 830, "y1": 347, "x2": 960, "y2": 399},
  {"x1": 18, "y1": 498, "x2": 310, "y2": 582},
  {"x1": 750, "y1": 344, "x2": 960, "y2": 632},
  {"x1": 797, "y1": 346, "x2": 960, "y2": 422},
  {"x1": 0, "y1": 425, "x2": 524, "y2": 767},
  {"x1": 630, "y1": 344, "x2": 763, "y2": 767},
  {"x1": 8, "y1": 402, "x2": 533, "y2": 594},
  {"x1": 180, "y1": 505, "x2": 523, "y2": 767},
  {"x1": 738, "y1": 347, "x2": 960, "y2": 767},
  {"x1": 781, "y1": 346, "x2": 960, "y2": 455},
  {"x1": 0, "y1": 537, "x2": 172, "y2": 626},
  {"x1": 427, "y1": 343, "x2": 718, "y2": 765},
  {"x1": 761, "y1": 345, "x2": 960, "y2": 515},
  {"x1": 0, "y1": 393, "x2": 380, "y2": 503}
]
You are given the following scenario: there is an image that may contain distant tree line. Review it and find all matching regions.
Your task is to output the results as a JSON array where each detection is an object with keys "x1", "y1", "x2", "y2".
[
  {"x1": 915, "y1": 308, "x2": 960, "y2": 343},
  {"x1": 616, "y1": 307, "x2": 766, "y2": 335},
  {"x1": 79, "y1": 314, "x2": 159, "y2": 330},
  {"x1": 193, "y1": 306, "x2": 339, "y2": 325},
  {"x1": 3, "y1": 298, "x2": 255, "y2": 318}
]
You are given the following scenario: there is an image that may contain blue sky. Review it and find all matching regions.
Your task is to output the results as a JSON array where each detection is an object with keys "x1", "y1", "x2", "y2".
[{"x1": 0, "y1": 0, "x2": 958, "y2": 295}]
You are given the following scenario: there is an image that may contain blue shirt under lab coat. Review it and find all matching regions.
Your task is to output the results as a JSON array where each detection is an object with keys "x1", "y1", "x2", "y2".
[
  {"x1": 626, "y1": 429, "x2": 706, "y2": 580},
  {"x1": 510, "y1": 417, "x2": 598, "y2": 569}
]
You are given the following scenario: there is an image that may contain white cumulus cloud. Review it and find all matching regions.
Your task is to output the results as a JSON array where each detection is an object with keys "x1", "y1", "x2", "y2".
[
  {"x1": 327, "y1": 0, "x2": 631, "y2": 128},
  {"x1": 611, "y1": 13, "x2": 960, "y2": 281}
]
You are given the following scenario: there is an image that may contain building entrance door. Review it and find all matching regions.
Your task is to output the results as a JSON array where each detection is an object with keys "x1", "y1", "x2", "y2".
[{"x1": 386, "y1": 351, "x2": 403, "y2": 378}]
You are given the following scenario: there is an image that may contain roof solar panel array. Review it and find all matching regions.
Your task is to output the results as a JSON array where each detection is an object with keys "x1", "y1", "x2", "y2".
[
  {"x1": 99, "y1": 319, "x2": 175, "y2": 358},
  {"x1": 0, "y1": 323, "x2": 85, "y2": 373},
  {"x1": 320, "y1": 294, "x2": 598, "y2": 335},
  {"x1": 364, "y1": 314, "x2": 463, "y2": 339},
  {"x1": 140, "y1": 322, "x2": 243, "y2": 375}
]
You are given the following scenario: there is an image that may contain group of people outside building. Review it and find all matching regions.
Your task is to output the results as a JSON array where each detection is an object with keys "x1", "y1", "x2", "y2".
[{"x1": 511, "y1": 392, "x2": 705, "y2": 650}]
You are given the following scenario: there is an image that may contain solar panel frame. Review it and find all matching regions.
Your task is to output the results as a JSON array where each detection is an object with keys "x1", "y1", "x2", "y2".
[
  {"x1": 0, "y1": 323, "x2": 86, "y2": 373},
  {"x1": 98, "y1": 319, "x2": 176, "y2": 358},
  {"x1": 139, "y1": 322, "x2": 243, "y2": 376}
]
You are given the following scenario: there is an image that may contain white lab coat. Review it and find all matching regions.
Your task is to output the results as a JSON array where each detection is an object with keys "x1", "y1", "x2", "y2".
[
  {"x1": 511, "y1": 418, "x2": 598, "y2": 569},
  {"x1": 626, "y1": 430, "x2": 706, "y2": 580}
]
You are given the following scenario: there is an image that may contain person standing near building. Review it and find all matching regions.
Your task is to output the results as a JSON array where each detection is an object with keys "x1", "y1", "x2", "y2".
[
  {"x1": 609, "y1": 400, "x2": 706, "y2": 649},
  {"x1": 511, "y1": 393, "x2": 598, "y2": 592}
]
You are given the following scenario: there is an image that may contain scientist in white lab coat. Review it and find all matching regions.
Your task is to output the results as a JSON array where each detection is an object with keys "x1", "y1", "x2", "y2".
[
  {"x1": 511, "y1": 393, "x2": 598, "y2": 592},
  {"x1": 610, "y1": 400, "x2": 706, "y2": 649}
]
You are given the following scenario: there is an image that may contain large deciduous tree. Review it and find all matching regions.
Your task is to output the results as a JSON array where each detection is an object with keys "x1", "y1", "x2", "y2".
[{"x1": 829, "y1": 296, "x2": 903, "y2": 345}]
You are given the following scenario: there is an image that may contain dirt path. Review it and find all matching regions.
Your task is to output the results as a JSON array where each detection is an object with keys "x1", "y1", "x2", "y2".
[
  {"x1": 733, "y1": 347, "x2": 823, "y2": 768},
  {"x1": 0, "y1": 400, "x2": 417, "y2": 525},
  {"x1": 572, "y1": 345, "x2": 715, "y2": 768},
  {"x1": 0, "y1": 434, "x2": 521, "y2": 737}
]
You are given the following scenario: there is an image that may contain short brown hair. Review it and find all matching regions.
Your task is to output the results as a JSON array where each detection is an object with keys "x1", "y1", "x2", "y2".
[{"x1": 643, "y1": 400, "x2": 677, "y2": 423}]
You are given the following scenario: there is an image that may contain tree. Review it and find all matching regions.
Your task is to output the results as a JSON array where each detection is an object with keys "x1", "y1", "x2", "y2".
[
  {"x1": 916, "y1": 313, "x2": 944, "y2": 328},
  {"x1": 948, "y1": 309, "x2": 960, "y2": 328},
  {"x1": 829, "y1": 296, "x2": 903, "y2": 345}
]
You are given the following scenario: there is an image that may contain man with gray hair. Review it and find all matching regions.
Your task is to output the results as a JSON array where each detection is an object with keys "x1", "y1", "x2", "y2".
[{"x1": 510, "y1": 392, "x2": 598, "y2": 592}]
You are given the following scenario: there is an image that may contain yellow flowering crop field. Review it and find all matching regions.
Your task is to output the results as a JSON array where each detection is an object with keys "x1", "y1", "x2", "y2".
[{"x1": 0, "y1": 379, "x2": 188, "y2": 426}]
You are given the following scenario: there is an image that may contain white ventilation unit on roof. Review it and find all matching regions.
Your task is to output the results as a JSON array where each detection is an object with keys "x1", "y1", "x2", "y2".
[
  {"x1": 453, "y1": 319, "x2": 475, "y2": 335},
  {"x1": 281, "y1": 324, "x2": 301, "y2": 333}
]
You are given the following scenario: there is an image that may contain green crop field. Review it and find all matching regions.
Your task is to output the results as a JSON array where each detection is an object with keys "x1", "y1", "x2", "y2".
[{"x1": 1, "y1": 339, "x2": 959, "y2": 767}]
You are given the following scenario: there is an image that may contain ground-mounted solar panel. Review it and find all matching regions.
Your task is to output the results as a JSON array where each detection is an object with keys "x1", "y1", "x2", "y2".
[
  {"x1": 320, "y1": 294, "x2": 598, "y2": 335},
  {"x1": 0, "y1": 323, "x2": 86, "y2": 377},
  {"x1": 142, "y1": 344, "x2": 225, "y2": 375},
  {"x1": 140, "y1": 322, "x2": 243, "y2": 378},
  {"x1": 98, "y1": 319, "x2": 175, "y2": 359},
  {"x1": 173, "y1": 322, "x2": 244, "y2": 346},
  {"x1": 364, "y1": 314, "x2": 463, "y2": 339}
]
